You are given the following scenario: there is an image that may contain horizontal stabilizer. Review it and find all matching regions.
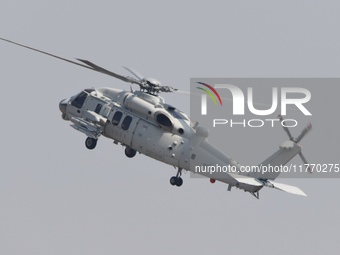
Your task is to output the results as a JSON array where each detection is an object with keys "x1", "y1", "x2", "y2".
[
  {"x1": 232, "y1": 176, "x2": 263, "y2": 187},
  {"x1": 227, "y1": 173, "x2": 306, "y2": 197},
  {"x1": 269, "y1": 180, "x2": 307, "y2": 196}
]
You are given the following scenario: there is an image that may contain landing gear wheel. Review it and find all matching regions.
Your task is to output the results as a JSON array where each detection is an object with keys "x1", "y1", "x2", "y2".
[
  {"x1": 170, "y1": 176, "x2": 177, "y2": 186},
  {"x1": 85, "y1": 137, "x2": 97, "y2": 150},
  {"x1": 176, "y1": 177, "x2": 183, "y2": 187},
  {"x1": 125, "y1": 147, "x2": 137, "y2": 158},
  {"x1": 170, "y1": 168, "x2": 184, "y2": 187},
  {"x1": 170, "y1": 176, "x2": 183, "y2": 187}
]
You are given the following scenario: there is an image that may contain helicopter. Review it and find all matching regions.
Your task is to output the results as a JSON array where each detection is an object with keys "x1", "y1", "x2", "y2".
[{"x1": 0, "y1": 37, "x2": 312, "y2": 199}]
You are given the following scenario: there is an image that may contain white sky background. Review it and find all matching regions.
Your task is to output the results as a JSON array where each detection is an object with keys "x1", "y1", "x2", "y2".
[{"x1": 1, "y1": 1, "x2": 339, "y2": 254}]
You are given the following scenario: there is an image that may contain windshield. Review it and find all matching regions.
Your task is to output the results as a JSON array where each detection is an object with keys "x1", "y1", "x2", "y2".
[{"x1": 71, "y1": 91, "x2": 88, "y2": 109}]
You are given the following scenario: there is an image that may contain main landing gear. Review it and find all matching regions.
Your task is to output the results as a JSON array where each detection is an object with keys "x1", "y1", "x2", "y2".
[
  {"x1": 85, "y1": 137, "x2": 97, "y2": 150},
  {"x1": 170, "y1": 168, "x2": 183, "y2": 187}
]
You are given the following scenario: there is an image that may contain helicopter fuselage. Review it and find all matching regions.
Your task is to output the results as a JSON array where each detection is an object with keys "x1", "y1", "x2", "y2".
[
  {"x1": 1, "y1": 37, "x2": 310, "y2": 198},
  {"x1": 59, "y1": 87, "x2": 260, "y2": 192}
]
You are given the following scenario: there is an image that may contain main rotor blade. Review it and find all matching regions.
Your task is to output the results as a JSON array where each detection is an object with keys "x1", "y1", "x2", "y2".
[
  {"x1": 0, "y1": 37, "x2": 142, "y2": 86},
  {"x1": 0, "y1": 37, "x2": 94, "y2": 71},
  {"x1": 175, "y1": 90, "x2": 190, "y2": 95},
  {"x1": 177, "y1": 90, "x2": 278, "y2": 108},
  {"x1": 76, "y1": 59, "x2": 142, "y2": 85},
  {"x1": 122, "y1": 66, "x2": 144, "y2": 81}
]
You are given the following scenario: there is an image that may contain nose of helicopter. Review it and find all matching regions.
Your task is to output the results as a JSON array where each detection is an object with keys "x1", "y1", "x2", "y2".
[
  {"x1": 59, "y1": 99, "x2": 67, "y2": 114},
  {"x1": 59, "y1": 99, "x2": 68, "y2": 120}
]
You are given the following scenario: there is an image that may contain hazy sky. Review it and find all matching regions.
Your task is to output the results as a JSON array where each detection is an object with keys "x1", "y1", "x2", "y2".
[{"x1": 1, "y1": 1, "x2": 340, "y2": 255}]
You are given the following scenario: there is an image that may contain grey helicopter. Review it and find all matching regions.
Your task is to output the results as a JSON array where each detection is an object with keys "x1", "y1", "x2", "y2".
[{"x1": 0, "y1": 37, "x2": 312, "y2": 199}]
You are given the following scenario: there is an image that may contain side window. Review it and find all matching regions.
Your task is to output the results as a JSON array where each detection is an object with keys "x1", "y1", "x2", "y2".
[
  {"x1": 121, "y1": 116, "x2": 132, "y2": 131},
  {"x1": 112, "y1": 111, "x2": 123, "y2": 125},
  {"x1": 95, "y1": 103, "x2": 102, "y2": 114}
]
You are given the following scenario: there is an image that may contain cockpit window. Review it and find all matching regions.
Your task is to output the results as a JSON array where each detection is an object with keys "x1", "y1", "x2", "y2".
[
  {"x1": 112, "y1": 111, "x2": 123, "y2": 126},
  {"x1": 71, "y1": 91, "x2": 88, "y2": 109}
]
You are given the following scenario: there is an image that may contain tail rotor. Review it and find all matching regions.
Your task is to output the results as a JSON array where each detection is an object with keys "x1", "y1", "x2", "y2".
[{"x1": 279, "y1": 115, "x2": 312, "y2": 173}]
